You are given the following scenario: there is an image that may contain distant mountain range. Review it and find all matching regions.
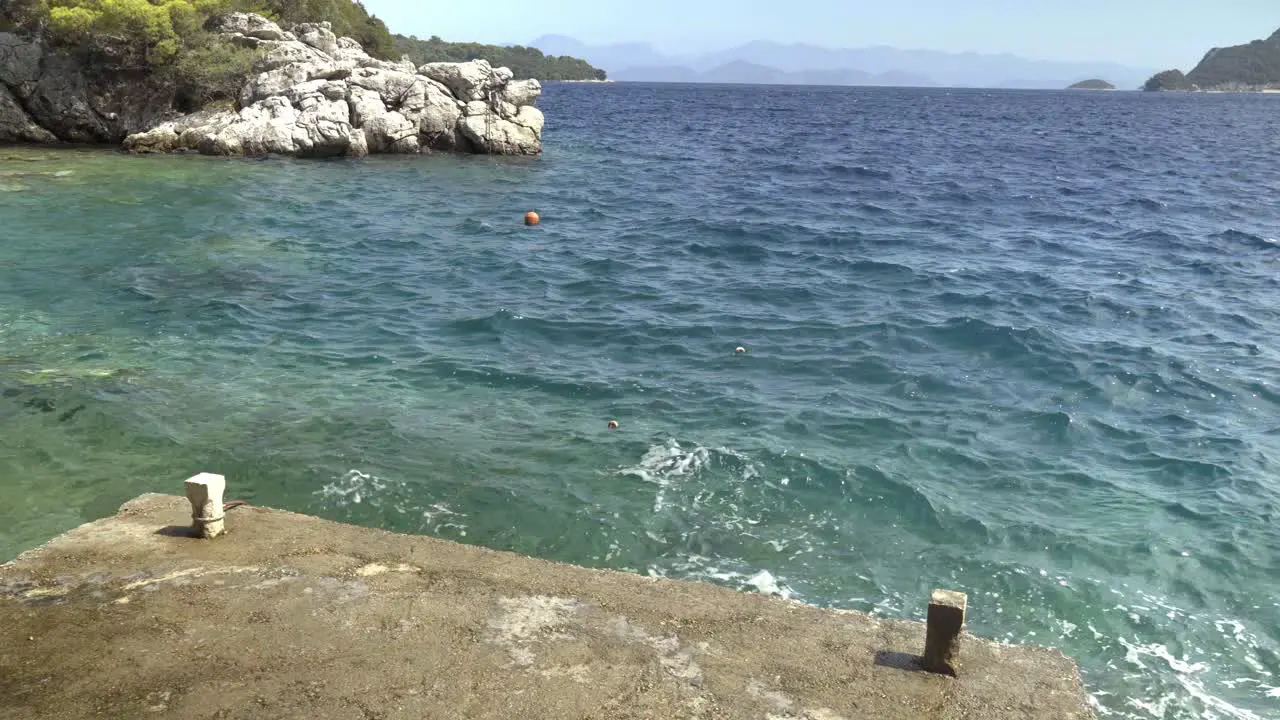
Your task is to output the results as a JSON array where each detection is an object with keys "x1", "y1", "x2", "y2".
[{"x1": 531, "y1": 35, "x2": 1156, "y2": 89}]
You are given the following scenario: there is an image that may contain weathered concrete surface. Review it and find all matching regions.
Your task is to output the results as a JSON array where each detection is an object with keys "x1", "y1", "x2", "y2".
[{"x1": 0, "y1": 494, "x2": 1095, "y2": 720}]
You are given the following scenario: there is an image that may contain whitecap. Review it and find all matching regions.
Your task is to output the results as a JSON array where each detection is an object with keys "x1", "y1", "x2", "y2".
[{"x1": 316, "y1": 469, "x2": 387, "y2": 506}]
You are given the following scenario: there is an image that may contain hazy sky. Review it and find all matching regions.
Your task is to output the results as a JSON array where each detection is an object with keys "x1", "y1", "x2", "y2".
[{"x1": 366, "y1": 0, "x2": 1278, "y2": 69}]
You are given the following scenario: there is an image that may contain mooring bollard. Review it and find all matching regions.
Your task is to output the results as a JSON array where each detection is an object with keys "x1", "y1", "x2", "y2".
[
  {"x1": 185, "y1": 473, "x2": 226, "y2": 539},
  {"x1": 923, "y1": 588, "x2": 967, "y2": 676}
]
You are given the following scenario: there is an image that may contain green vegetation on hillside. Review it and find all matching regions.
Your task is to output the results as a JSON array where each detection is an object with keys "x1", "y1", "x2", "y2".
[
  {"x1": 393, "y1": 34, "x2": 606, "y2": 81},
  {"x1": 0, "y1": 0, "x2": 392, "y2": 108},
  {"x1": 1185, "y1": 29, "x2": 1280, "y2": 89},
  {"x1": 2, "y1": 0, "x2": 395, "y2": 63},
  {"x1": 1067, "y1": 79, "x2": 1115, "y2": 90},
  {"x1": 0, "y1": 1, "x2": 604, "y2": 106},
  {"x1": 1144, "y1": 27, "x2": 1280, "y2": 91},
  {"x1": 1143, "y1": 69, "x2": 1191, "y2": 92}
]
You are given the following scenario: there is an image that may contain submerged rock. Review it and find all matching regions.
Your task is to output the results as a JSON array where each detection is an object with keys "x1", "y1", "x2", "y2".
[{"x1": 121, "y1": 13, "x2": 542, "y2": 157}]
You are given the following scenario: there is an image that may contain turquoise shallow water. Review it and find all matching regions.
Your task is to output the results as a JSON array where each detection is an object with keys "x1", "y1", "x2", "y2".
[{"x1": 2, "y1": 85, "x2": 1280, "y2": 718}]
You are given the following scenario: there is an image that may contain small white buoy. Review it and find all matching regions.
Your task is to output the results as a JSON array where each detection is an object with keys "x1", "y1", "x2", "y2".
[
  {"x1": 735, "y1": 346, "x2": 747, "y2": 354},
  {"x1": 607, "y1": 420, "x2": 619, "y2": 430}
]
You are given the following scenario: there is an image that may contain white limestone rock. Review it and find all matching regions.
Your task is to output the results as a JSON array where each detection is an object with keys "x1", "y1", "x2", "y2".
[{"x1": 120, "y1": 13, "x2": 543, "y2": 157}]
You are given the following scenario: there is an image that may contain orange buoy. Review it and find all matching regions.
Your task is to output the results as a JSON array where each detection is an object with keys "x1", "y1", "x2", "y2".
[
  {"x1": 524, "y1": 211, "x2": 540, "y2": 226},
  {"x1": 607, "y1": 420, "x2": 619, "y2": 430}
]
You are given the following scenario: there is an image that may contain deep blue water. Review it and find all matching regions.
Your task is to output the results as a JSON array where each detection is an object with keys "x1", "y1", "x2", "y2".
[{"x1": 2, "y1": 84, "x2": 1279, "y2": 718}]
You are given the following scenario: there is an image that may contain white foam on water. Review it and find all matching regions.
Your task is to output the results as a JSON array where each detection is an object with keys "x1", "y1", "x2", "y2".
[
  {"x1": 422, "y1": 502, "x2": 468, "y2": 536},
  {"x1": 958, "y1": 566, "x2": 1279, "y2": 720},
  {"x1": 648, "y1": 555, "x2": 797, "y2": 601},
  {"x1": 315, "y1": 470, "x2": 468, "y2": 537},
  {"x1": 616, "y1": 439, "x2": 758, "y2": 513},
  {"x1": 1088, "y1": 692, "x2": 1116, "y2": 716},
  {"x1": 317, "y1": 469, "x2": 387, "y2": 506},
  {"x1": 617, "y1": 440, "x2": 712, "y2": 512},
  {"x1": 1116, "y1": 638, "x2": 1268, "y2": 720},
  {"x1": 746, "y1": 570, "x2": 795, "y2": 599}
]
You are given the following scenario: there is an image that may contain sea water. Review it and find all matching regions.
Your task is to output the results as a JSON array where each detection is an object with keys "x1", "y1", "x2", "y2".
[{"x1": 1, "y1": 84, "x2": 1278, "y2": 718}]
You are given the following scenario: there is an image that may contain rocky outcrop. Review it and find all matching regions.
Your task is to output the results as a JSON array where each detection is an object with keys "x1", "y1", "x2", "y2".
[
  {"x1": 0, "y1": 13, "x2": 542, "y2": 156},
  {"x1": 0, "y1": 84, "x2": 57, "y2": 143},
  {"x1": 0, "y1": 31, "x2": 186, "y2": 144},
  {"x1": 123, "y1": 13, "x2": 542, "y2": 157}
]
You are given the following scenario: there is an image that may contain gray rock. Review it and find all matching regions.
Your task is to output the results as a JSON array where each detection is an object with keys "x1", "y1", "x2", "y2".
[
  {"x1": 346, "y1": 67, "x2": 419, "y2": 103},
  {"x1": 115, "y1": 12, "x2": 543, "y2": 156},
  {"x1": 418, "y1": 59, "x2": 501, "y2": 102},
  {"x1": 501, "y1": 79, "x2": 542, "y2": 107},
  {"x1": 363, "y1": 111, "x2": 419, "y2": 154},
  {"x1": 0, "y1": 32, "x2": 44, "y2": 87},
  {"x1": 21, "y1": 54, "x2": 113, "y2": 143},
  {"x1": 4, "y1": 11, "x2": 543, "y2": 156},
  {"x1": 346, "y1": 69, "x2": 458, "y2": 137},
  {"x1": 162, "y1": 94, "x2": 365, "y2": 159},
  {"x1": 331, "y1": 37, "x2": 370, "y2": 64},
  {"x1": 208, "y1": 12, "x2": 289, "y2": 42},
  {"x1": 459, "y1": 104, "x2": 543, "y2": 155},
  {"x1": 283, "y1": 79, "x2": 348, "y2": 106},
  {"x1": 255, "y1": 40, "x2": 332, "y2": 73},
  {"x1": 293, "y1": 97, "x2": 362, "y2": 157},
  {"x1": 0, "y1": 34, "x2": 112, "y2": 142},
  {"x1": 293, "y1": 22, "x2": 340, "y2": 56},
  {"x1": 242, "y1": 62, "x2": 320, "y2": 106},
  {"x1": 346, "y1": 85, "x2": 387, "y2": 127},
  {"x1": 0, "y1": 84, "x2": 57, "y2": 143},
  {"x1": 414, "y1": 81, "x2": 462, "y2": 148},
  {"x1": 123, "y1": 108, "x2": 238, "y2": 153}
]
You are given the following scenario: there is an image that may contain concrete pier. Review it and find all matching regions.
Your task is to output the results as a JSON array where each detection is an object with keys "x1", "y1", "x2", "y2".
[{"x1": 0, "y1": 494, "x2": 1095, "y2": 719}]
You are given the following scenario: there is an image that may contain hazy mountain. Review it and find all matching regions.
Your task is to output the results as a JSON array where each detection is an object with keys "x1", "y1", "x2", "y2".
[
  {"x1": 609, "y1": 65, "x2": 701, "y2": 83},
  {"x1": 611, "y1": 61, "x2": 934, "y2": 87},
  {"x1": 530, "y1": 36, "x2": 1155, "y2": 89},
  {"x1": 697, "y1": 60, "x2": 787, "y2": 85},
  {"x1": 530, "y1": 35, "x2": 675, "y2": 72}
]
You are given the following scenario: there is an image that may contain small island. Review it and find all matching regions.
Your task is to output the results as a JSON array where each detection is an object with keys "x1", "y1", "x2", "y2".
[{"x1": 1067, "y1": 79, "x2": 1115, "y2": 90}]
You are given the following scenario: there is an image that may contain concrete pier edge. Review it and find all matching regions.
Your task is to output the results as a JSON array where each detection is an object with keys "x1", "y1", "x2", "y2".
[{"x1": 0, "y1": 490, "x2": 1096, "y2": 719}]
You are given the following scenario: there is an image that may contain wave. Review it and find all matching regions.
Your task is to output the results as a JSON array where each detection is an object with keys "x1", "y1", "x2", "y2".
[
  {"x1": 821, "y1": 164, "x2": 894, "y2": 181},
  {"x1": 1213, "y1": 229, "x2": 1278, "y2": 251},
  {"x1": 1122, "y1": 197, "x2": 1169, "y2": 211},
  {"x1": 314, "y1": 469, "x2": 469, "y2": 537}
]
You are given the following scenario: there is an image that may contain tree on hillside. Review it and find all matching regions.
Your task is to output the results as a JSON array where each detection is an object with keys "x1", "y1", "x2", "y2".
[
  {"x1": 393, "y1": 33, "x2": 605, "y2": 81},
  {"x1": 254, "y1": 0, "x2": 394, "y2": 57},
  {"x1": 1143, "y1": 69, "x2": 1191, "y2": 91},
  {"x1": 1185, "y1": 36, "x2": 1280, "y2": 88}
]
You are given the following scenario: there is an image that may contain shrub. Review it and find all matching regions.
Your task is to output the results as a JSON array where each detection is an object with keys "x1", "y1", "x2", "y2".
[
  {"x1": 43, "y1": 0, "x2": 243, "y2": 63},
  {"x1": 33, "y1": 0, "x2": 396, "y2": 61},
  {"x1": 249, "y1": 0, "x2": 395, "y2": 57},
  {"x1": 164, "y1": 30, "x2": 261, "y2": 110},
  {"x1": 1143, "y1": 69, "x2": 1191, "y2": 92},
  {"x1": 393, "y1": 34, "x2": 606, "y2": 81}
]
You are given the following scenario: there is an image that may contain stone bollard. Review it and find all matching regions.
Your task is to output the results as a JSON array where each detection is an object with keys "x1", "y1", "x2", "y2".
[
  {"x1": 923, "y1": 588, "x2": 967, "y2": 676},
  {"x1": 185, "y1": 473, "x2": 226, "y2": 539}
]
